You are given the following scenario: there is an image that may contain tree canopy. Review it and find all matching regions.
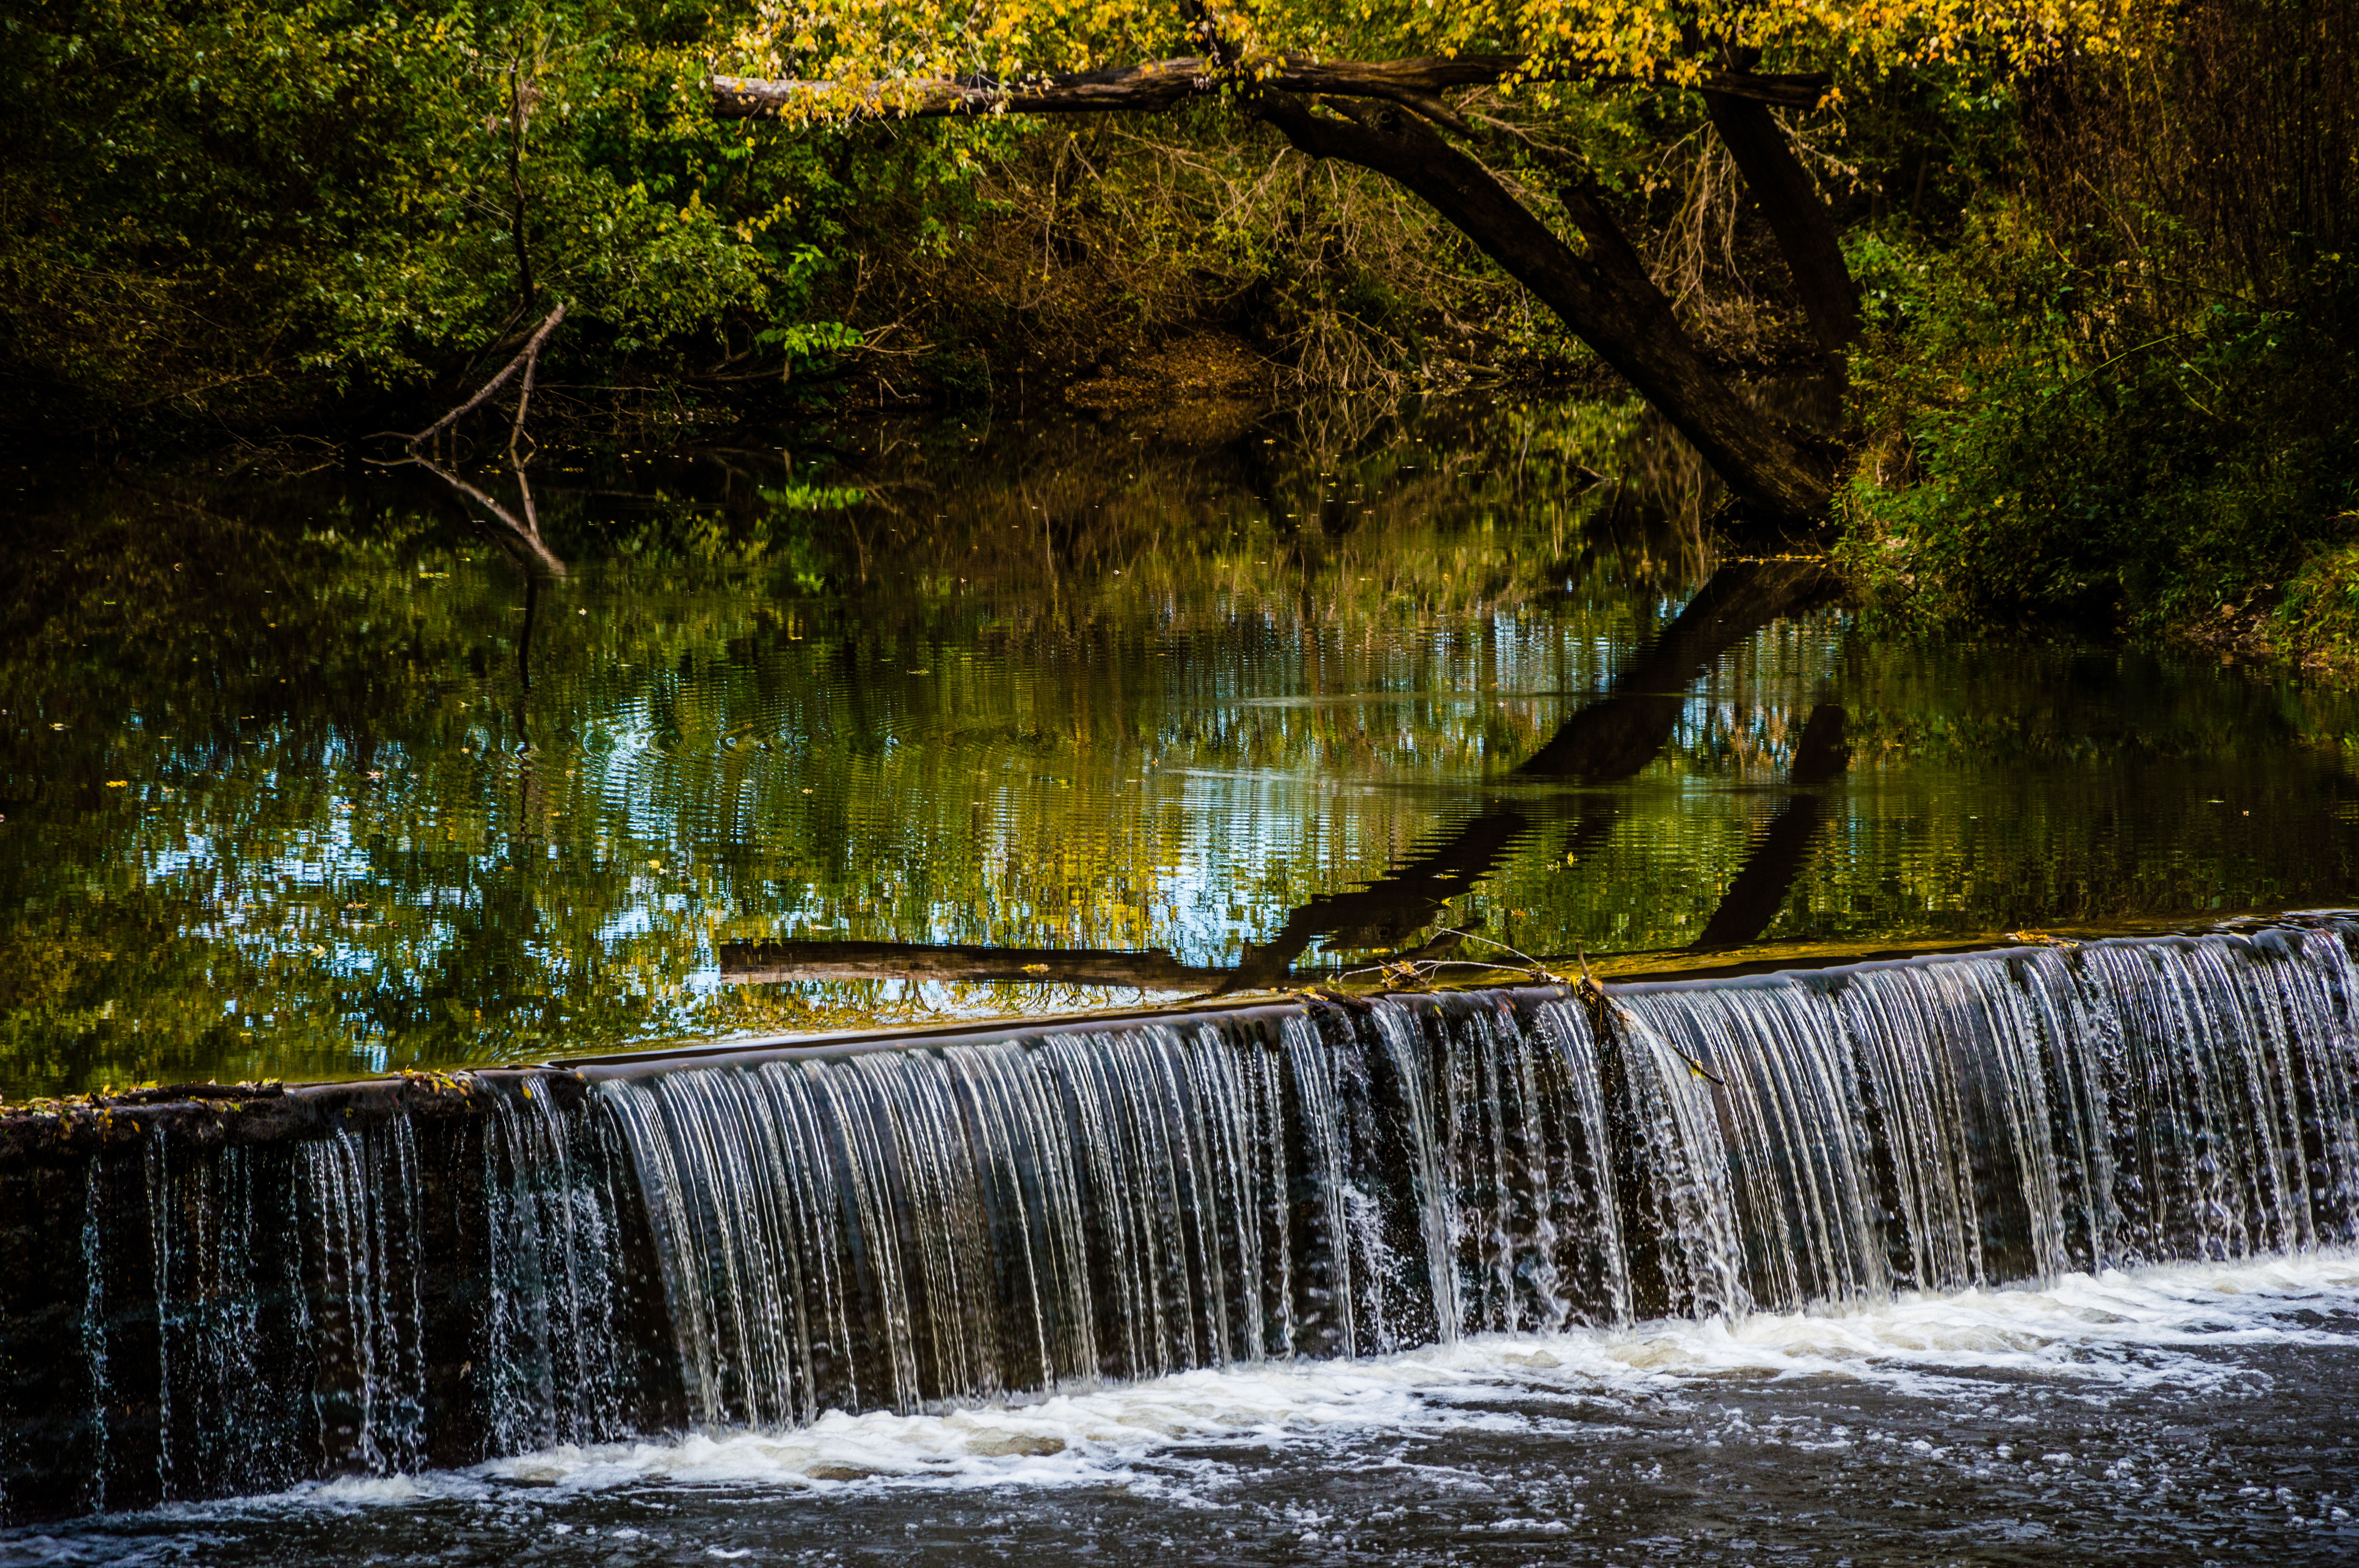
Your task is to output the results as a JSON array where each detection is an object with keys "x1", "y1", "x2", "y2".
[
  {"x1": 713, "y1": 0, "x2": 2145, "y2": 116},
  {"x1": 704, "y1": 0, "x2": 2157, "y2": 528}
]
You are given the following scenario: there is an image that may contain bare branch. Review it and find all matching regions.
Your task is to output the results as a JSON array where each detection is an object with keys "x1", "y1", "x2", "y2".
[{"x1": 407, "y1": 302, "x2": 567, "y2": 449}]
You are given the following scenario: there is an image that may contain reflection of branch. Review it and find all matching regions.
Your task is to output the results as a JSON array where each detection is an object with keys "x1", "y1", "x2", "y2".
[
  {"x1": 723, "y1": 692, "x2": 1840, "y2": 998},
  {"x1": 409, "y1": 453, "x2": 569, "y2": 578},
  {"x1": 1217, "y1": 559, "x2": 1845, "y2": 991},
  {"x1": 1519, "y1": 558, "x2": 1841, "y2": 779},
  {"x1": 1688, "y1": 702, "x2": 1848, "y2": 952},
  {"x1": 722, "y1": 940, "x2": 1223, "y2": 988},
  {"x1": 1216, "y1": 804, "x2": 1548, "y2": 993}
]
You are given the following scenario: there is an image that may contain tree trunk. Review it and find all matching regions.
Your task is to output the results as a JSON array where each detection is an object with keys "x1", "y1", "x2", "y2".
[
  {"x1": 1251, "y1": 93, "x2": 1834, "y2": 524},
  {"x1": 1703, "y1": 92, "x2": 1862, "y2": 357},
  {"x1": 713, "y1": 58, "x2": 1850, "y2": 525}
]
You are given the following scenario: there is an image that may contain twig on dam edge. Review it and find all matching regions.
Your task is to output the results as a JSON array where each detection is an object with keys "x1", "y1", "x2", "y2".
[{"x1": 1573, "y1": 938, "x2": 1728, "y2": 1087}]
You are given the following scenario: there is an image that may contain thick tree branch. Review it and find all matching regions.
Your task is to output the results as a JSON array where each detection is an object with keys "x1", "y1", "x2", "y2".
[
  {"x1": 708, "y1": 52, "x2": 1845, "y2": 524},
  {"x1": 710, "y1": 54, "x2": 1831, "y2": 120},
  {"x1": 1247, "y1": 93, "x2": 1832, "y2": 521},
  {"x1": 1704, "y1": 92, "x2": 1862, "y2": 356}
]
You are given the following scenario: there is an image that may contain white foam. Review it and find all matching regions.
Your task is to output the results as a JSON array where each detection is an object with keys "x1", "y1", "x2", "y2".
[
  {"x1": 1577, "y1": 1250, "x2": 2359, "y2": 1393},
  {"x1": 318, "y1": 1250, "x2": 2359, "y2": 1505},
  {"x1": 473, "y1": 1356, "x2": 1516, "y2": 1497}
]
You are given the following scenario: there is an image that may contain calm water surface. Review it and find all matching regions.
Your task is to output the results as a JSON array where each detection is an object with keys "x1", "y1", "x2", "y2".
[{"x1": 6, "y1": 397, "x2": 2359, "y2": 1096}]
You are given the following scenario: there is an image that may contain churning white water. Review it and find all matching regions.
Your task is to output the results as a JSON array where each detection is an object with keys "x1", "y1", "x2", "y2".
[
  {"x1": 29, "y1": 1248, "x2": 2337, "y2": 1568},
  {"x1": 16, "y1": 1191, "x2": 2359, "y2": 1566},
  {"x1": 427, "y1": 1248, "x2": 2359, "y2": 1499}
]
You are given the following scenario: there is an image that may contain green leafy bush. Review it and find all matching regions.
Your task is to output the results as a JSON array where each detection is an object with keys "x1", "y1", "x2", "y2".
[
  {"x1": 0, "y1": 0, "x2": 865, "y2": 432},
  {"x1": 1845, "y1": 227, "x2": 2359, "y2": 639},
  {"x1": 1838, "y1": 0, "x2": 2359, "y2": 665}
]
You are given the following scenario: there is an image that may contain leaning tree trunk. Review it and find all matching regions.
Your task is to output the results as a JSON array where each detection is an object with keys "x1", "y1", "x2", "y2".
[
  {"x1": 1703, "y1": 90, "x2": 1862, "y2": 357},
  {"x1": 1250, "y1": 93, "x2": 1834, "y2": 524}
]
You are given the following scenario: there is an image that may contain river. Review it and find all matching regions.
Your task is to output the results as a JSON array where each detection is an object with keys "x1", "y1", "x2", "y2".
[{"x1": 4, "y1": 395, "x2": 2358, "y2": 1563}]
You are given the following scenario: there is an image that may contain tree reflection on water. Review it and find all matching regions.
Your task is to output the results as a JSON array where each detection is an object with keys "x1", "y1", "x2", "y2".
[{"x1": 2, "y1": 396, "x2": 2355, "y2": 1096}]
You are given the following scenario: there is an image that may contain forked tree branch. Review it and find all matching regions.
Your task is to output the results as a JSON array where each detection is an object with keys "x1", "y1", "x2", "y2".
[{"x1": 406, "y1": 302, "x2": 567, "y2": 450}]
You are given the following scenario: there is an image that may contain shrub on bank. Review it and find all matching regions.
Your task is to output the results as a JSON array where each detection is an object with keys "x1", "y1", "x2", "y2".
[
  {"x1": 1837, "y1": 0, "x2": 2359, "y2": 668},
  {"x1": 1841, "y1": 230, "x2": 2359, "y2": 655}
]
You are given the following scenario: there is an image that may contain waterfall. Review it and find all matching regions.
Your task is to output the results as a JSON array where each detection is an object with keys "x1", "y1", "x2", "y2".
[
  {"x1": 0, "y1": 1076, "x2": 681, "y2": 1521},
  {"x1": 5, "y1": 923, "x2": 2358, "y2": 1521},
  {"x1": 597, "y1": 924, "x2": 2359, "y2": 1425}
]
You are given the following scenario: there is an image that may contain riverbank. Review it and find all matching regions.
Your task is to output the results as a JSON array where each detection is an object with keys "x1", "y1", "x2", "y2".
[{"x1": 1838, "y1": 229, "x2": 2359, "y2": 675}]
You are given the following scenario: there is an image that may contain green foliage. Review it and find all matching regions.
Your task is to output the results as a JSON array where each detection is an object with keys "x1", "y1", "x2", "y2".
[
  {"x1": 2272, "y1": 535, "x2": 2359, "y2": 670},
  {"x1": 1837, "y1": 0, "x2": 2359, "y2": 664},
  {"x1": 1842, "y1": 221, "x2": 2359, "y2": 644},
  {"x1": 0, "y1": 0, "x2": 872, "y2": 431}
]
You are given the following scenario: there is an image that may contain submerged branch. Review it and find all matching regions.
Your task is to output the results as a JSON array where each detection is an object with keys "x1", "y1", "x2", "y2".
[{"x1": 721, "y1": 940, "x2": 1225, "y2": 987}]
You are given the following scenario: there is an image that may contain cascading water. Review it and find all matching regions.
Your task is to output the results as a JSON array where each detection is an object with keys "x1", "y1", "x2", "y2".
[
  {"x1": 593, "y1": 923, "x2": 2359, "y2": 1428},
  {"x1": 0, "y1": 1076, "x2": 681, "y2": 1521},
  {"x1": 600, "y1": 1022, "x2": 1309, "y2": 1426},
  {"x1": 5, "y1": 922, "x2": 2357, "y2": 1523}
]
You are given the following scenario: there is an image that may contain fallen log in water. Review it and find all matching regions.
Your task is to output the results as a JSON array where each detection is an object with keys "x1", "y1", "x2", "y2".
[{"x1": 719, "y1": 939, "x2": 1226, "y2": 988}]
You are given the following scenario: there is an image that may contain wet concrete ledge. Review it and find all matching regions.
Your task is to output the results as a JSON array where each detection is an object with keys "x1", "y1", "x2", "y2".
[
  {"x1": 556, "y1": 919, "x2": 2353, "y2": 1080},
  {"x1": 554, "y1": 938, "x2": 2083, "y2": 1080},
  {"x1": 12, "y1": 918, "x2": 2344, "y2": 1129},
  {"x1": 0, "y1": 1067, "x2": 588, "y2": 1169}
]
